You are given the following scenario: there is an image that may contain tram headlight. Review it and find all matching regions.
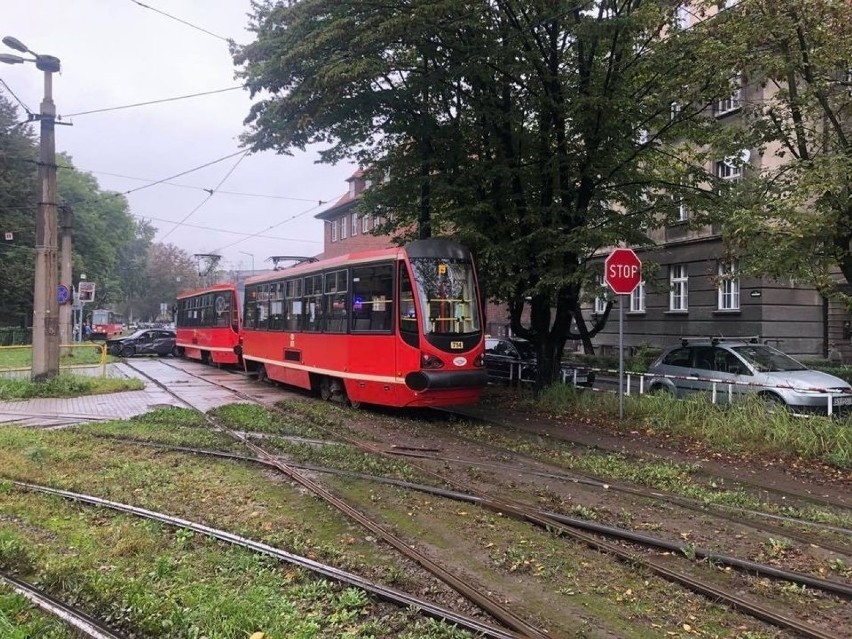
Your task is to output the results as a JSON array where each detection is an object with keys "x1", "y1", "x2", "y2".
[{"x1": 420, "y1": 352, "x2": 445, "y2": 369}]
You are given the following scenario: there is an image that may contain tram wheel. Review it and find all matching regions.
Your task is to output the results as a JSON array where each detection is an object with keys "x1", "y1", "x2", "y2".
[
  {"x1": 319, "y1": 377, "x2": 332, "y2": 401},
  {"x1": 256, "y1": 365, "x2": 268, "y2": 384},
  {"x1": 349, "y1": 400, "x2": 362, "y2": 409}
]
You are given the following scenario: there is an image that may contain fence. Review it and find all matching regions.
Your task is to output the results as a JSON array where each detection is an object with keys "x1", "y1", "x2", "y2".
[
  {"x1": 0, "y1": 328, "x2": 33, "y2": 346},
  {"x1": 0, "y1": 343, "x2": 108, "y2": 378}
]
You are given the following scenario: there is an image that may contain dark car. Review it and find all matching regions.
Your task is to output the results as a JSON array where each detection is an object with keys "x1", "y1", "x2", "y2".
[
  {"x1": 647, "y1": 339, "x2": 852, "y2": 414},
  {"x1": 484, "y1": 337, "x2": 594, "y2": 387},
  {"x1": 107, "y1": 329, "x2": 177, "y2": 358}
]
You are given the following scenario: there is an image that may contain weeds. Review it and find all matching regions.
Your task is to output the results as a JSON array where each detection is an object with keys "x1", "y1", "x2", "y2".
[{"x1": 0, "y1": 374, "x2": 142, "y2": 400}]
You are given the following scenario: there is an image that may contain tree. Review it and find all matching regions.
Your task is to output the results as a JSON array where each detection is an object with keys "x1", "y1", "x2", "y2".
[
  {"x1": 131, "y1": 243, "x2": 201, "y2": 321},
  {"x1": 0, "y1": 93, "x2": 38, "y2": 326},
  {"x1": 234, "y1": 1, "x2": 734, "y2": 386},
  {"x1": 719, "y1": 0, "x2": 852, "y2": 307}
]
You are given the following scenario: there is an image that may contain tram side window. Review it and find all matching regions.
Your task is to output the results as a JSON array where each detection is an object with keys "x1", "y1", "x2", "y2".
[
  {"x1": 285, "y1": 278, "x2": 302, "y2": 331},
  {"x1": 269, "y1": 281, "x2": 285, "y2": 331},
  {"x1": 212, "y1": 293, "x2": 231, "y2": 328},
  {"x1": 399, "y1": 265, "x2": 418, "y2": 334},
  {"x1": 324, "y1": 269, "x2": 348, "y2": 333},
  {"x1": 351, "y1": 264, "x2": 393, "y2": 332},
  {"x1": 244, "y1": 285, "x2": 259, "y2": 329},
  {"x1": 303, "y1": 275, "x2": 323, "y2": 332},
  {"x1": 257, "y1": 284, "x2": 271, "y2": 330}
]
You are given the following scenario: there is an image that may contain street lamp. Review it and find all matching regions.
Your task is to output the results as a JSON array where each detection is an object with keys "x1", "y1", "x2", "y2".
[
  {"x1": 1, "y1": 35, "x2": 61, "y2": 381},
  {"x1": 239, "y1": 251, "x2": 255, "y2": 274}
]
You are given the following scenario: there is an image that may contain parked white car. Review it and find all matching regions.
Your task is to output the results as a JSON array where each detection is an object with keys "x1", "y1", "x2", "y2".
[{"x1": 647, "y1": 339, "x2": 852, "y2": 415}]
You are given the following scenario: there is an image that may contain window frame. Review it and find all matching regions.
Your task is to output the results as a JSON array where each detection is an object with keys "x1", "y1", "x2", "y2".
[
  {"x1": 717, "y1": 260, "x2": 740, "y2": 311},
  {"x1": 669, "y1": 264, "x2": 689, "y2": 311}
]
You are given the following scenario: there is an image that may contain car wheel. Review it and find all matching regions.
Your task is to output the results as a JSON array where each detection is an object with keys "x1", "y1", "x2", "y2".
[
  {"x1": 759, "y1": 392, "x2": 789, "y2": 413},
  {"x1": 120, "y1": 344, "x2": 135, "y2": 358},
  {"x1": 171, "y1": 346, "x2": 181, "y2": 358},
  {"x1": 649, "y1": 384, "x2": 674, "y2": 396},
  {"x1": 108, "y1": 344, "x2": 121, "y2": 356}
]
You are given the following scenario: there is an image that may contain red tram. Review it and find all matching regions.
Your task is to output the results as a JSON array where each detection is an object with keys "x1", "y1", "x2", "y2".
[
  {"x1": 90, "y1": 309, "x2": 125, "y2": 339},
  {"x1": 174, "y1": 283, "x2": 242, "y2": 365},
  {"x1": 240, "y1": 238, "x2": 487, "y2": 408}
]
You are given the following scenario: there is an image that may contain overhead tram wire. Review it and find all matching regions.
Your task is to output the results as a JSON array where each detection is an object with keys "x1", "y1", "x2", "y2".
[
  {"x1": 60, "y1": 86, "x2": 243, "y2": 119},
  {"x1": 159, "y1": 150, "x2": 250, "y2": 241},
  {"x1": 129, "y1": 0, "x2": 232, "y2": 43},
  {"x1": 122, "y1": 150, "x2": 247, "y2": 196},
  {"x1": 0, "y1": 78, "x2": 34, "y2": 115},
  {"x1": 213, "y1": 196, "x2": 339, "y2": 254}
]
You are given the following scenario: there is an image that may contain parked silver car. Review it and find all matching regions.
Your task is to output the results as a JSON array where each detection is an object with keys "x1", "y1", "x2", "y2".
[{"x1": 646, "y1": 339, "x2": 852, "y2": 414}]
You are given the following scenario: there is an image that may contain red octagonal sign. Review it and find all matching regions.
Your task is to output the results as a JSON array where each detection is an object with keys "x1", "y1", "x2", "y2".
[{"x1": 605, "y1": 248, "x2": 642, "y2": 295}]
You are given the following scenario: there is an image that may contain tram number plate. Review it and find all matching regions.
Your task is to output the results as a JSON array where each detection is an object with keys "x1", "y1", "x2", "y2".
[{"x1": 450, "y1": 341, "x2": 464, "y2": 350}]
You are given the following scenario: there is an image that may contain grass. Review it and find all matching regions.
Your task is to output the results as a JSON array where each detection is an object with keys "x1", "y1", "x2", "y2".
[
  {"x1": 0, "y1": 373, "x2": 143, "y2": 400},
  {"x1": 530, "y1": 384, "x2": 852, "y2": 468},
  {"x1": 0, "y1": 343, "x2": 108, "y2": 370},
  {"x1": 0, "y1": 418, "x2": 478, "y2": 638}
]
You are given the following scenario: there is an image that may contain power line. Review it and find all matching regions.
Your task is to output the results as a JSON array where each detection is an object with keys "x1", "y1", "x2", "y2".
[
  {"x1": 85, "y1": 169, "x2": 320, "y2": 203},
  {"x1": 159, "y1": 151, "x2": 250, "y2": 241},
  {"x1": 213, "y1": 198, "x2": 338, "y2": 254},
  {"x1": 129, "y1": 0, "x2": 231, "y2": 43},
  {"x1": 60, "y1": 86, "x2": 244, "y2": 118},
  {"x1": 0, "y1": 78, "x2": 33, "y2": 114},
  {"x1": 140, "y1": 214, "x2": 321, "y2": 243},
  {"x1": 122, "y1": 150, "x2": 247, "y2": 195}
]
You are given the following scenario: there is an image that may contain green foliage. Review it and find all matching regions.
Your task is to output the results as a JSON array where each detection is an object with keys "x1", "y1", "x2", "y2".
[
  {"x1": 0, "y1": 374, "x2": 142, "y2": 400},
  {"x1": 233, "y1": 1, "x2": 741, "y2": 383},
  {"x1": 714, "y1": 0, "x2": 852, "y2": 304}
]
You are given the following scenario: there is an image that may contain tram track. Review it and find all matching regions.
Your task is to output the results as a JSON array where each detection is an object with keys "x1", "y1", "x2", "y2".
[
  {"x1": 120, "y1": 359, "x2": 556, "y2": 639},
  {"x1": 91, "y1": 434, "x2": 852, "y2": 599},
  {"x1": 4, "y1": 480, "x2": 524, "y2": 639},
  {"x1": 117, "y1": 359, "x2": 850, "y2": 638},
  {"x1": 0, "y1": 571, "x2": 124, "y2": 639}
]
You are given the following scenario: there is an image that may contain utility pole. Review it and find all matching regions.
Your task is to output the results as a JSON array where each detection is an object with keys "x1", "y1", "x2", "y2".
[
  {"x1": 59, "y1": 205, "x2": 73, "y2": 349},
  {"x1": 32, "y1": 52, "x2": 61, "y2": 380},
  {"x1": 1, "y1": 36, "x2": 62, "y2": 381}
]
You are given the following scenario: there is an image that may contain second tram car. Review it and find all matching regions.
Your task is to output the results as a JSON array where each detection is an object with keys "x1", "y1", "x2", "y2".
[
  {"x1": 240, "y1": 238, "x2": 487, "y2": 408},
  {"x1": 174, "y1": 283, "x2": 242, "y2": 365},
  {"x1": 90, "y1": 309, "x2": 125, "y2": 339}
]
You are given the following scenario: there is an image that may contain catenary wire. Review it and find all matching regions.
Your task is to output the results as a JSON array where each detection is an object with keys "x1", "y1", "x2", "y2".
[
  {"x1": 0, "y1": 78, "x2": 33, "y2": 114},
  {"x1": 159, "y1": 151, "x2": 249, "y2": 241},
  {"x1": 61, "y1": 86, "x2": 243, "y2": 118},
  {"x1": 129, "y1": 0, "x2": 231, "y2": 43}
]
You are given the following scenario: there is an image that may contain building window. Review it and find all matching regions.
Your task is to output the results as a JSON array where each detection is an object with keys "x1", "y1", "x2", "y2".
[
  {"x1": 348, "y1": 180, "x2": 357, "y2": 197},
  {"x1": 341, "y1": 215, "x2": 348, "y2": 239},
  {"x1": 351, "y1": 213, "x2": 358, "y2": 236},
  {"x1": 331, "y1": 219, "x2": 338, "y2": 242},
  {"x1": 362, "y1": 214, "x2": 371, "y2": 233},
  {"x1": 670, "y1": 101, "x2": 682, "y2": 121},
  {"x1": 717, "y1": 260, "x2": 740, "y2": 310},
  {"x1": 630, "y1": 281, "x2": 646, "y2": 312},
  {"x1": 594, "y1": 274, "x2": 608, "y2": 314},
  {"x1": 715, "y1": 159, "x2": 742, "y2": 181},
  {"x1": 714, "y1": 75, "x2": 742, "y2": 116},
  {"x1": 676, "y1": 5, "x2": 690, "y2": 29},
  {"x1": 669, "y1": 264, "x2": 688, "y2": 311}
]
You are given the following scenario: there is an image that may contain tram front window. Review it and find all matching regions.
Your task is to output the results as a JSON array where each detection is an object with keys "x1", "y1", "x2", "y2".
[{"x1": 409, "y1": 258, "x2": 481, "y2": 335}]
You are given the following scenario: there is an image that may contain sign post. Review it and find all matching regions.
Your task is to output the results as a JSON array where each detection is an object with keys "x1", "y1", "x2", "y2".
[
  {"x1": 77, "y1": 281, "x2": 95, "y2": 342},
  {"x1": 604, "y1": 248, "x2": 642, "y2": 419}
]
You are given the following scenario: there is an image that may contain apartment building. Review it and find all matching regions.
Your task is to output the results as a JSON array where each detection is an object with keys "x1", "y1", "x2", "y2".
[{"x1": 585, "y1": 3, "x2": 851, "y2": 362}]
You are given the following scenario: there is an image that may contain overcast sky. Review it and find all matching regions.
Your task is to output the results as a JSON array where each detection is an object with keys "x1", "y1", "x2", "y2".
[{"x1": 3, "y1": 0, "x2": 354, "y2": 274}]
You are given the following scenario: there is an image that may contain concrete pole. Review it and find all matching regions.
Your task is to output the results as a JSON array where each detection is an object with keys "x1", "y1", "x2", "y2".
[
  {"x1": 59, "y1": 205, "x2": 73, "y2": 348},
  {"x1": 32, "y1": 66, "x2": 60, "y2": 381}
]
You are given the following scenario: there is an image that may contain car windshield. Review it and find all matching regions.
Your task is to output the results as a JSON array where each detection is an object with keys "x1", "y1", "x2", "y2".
[
  {"x1": 731, "y1": 344, "x2": 807, "y2": 373},
  {"x1": 512, "y1": 340, "x2": 535, "y2": 359}
]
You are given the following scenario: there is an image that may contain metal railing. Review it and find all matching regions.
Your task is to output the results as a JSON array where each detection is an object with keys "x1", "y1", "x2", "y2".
[{"x1": 0, "y1": 343, "x2": 108, "y2": 378}]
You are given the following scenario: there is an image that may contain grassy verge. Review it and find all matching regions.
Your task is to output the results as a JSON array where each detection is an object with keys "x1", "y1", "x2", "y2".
[
  {"x1": 529, "y1": 385, "x2": 852, "y2": 468},
  {"x1": 0, "y1": 374, "x2": 143, "y2": 400},
  {"x1": 0, "y1": 413, "x2": 476, "y2": 639},
  {"x1": 0, "y1": 344, "x2": 108, "y2": 370}
]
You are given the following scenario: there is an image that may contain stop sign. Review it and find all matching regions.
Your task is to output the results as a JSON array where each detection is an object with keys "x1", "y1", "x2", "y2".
[{"x1": 605, "y1": 248, "x2": 642, "y2": 295}]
